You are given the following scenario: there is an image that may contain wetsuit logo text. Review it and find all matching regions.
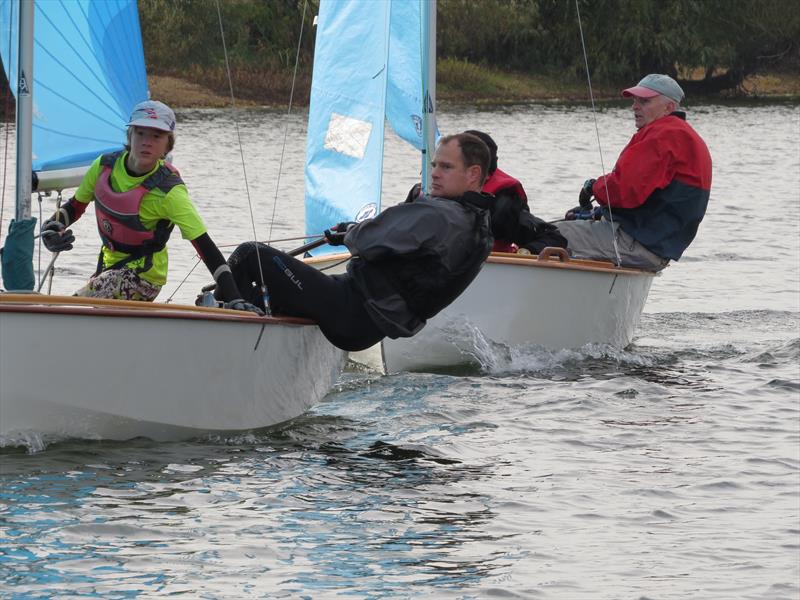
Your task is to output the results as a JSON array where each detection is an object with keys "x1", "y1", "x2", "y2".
[{"x1": 272, "y1": 256, "x2": 303, "y2": 290}]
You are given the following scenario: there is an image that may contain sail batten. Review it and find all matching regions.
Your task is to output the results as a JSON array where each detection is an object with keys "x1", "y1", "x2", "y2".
[{"x1": 0, "y1": 0, "x2": 148, "y2": 182}]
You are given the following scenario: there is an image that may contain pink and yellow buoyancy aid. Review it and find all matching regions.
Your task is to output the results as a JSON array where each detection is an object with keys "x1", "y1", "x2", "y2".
[{"x1": 94, "y1": 152, "x2": 182, "y2": 272}]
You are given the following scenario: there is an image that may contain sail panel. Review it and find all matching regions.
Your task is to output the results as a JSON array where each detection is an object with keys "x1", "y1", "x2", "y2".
[
  {"x1": 0, "y1": 0, "x2": 148, "y2": 176},
  {"x1": 386, "y1": 0, "x2": 427, "y2": 151},
  {"x1": 304, "y1": 0, "x2": 391, "y2": 253}
]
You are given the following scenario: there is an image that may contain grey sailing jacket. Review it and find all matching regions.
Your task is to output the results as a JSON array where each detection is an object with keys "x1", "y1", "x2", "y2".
[{"x1": 344, "y1": 192, "x2": 493, "y2": 338}]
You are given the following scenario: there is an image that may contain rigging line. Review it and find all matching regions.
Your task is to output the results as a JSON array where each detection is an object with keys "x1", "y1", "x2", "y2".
[
  {"x1": 575, "y1": 0, "x2": 622, "y2": 268},
  {"x1": 267, "y1": 0, "x2": 308, "y2": 245},
  {"x1": 36, "y1": 196, "x2": 41, "y2": 279},
  {"x1": 317, "y1": 257, "x2": 350, "y2": 272},
  {"x1": 37, "y1": 250, "x2": 59, "y2": 293},
  {"x1": 165, "y1": 256, "x2": 203, "y2": 304},
  {"x1": 213, "y1": 1, "x2": 260, "y2": 250},
  {"x1": 215, "y1": 233, "x2": 325, "y2": 250},
  {"x1": 45, "y1": 192, "x2": 63, "y2": 295}
]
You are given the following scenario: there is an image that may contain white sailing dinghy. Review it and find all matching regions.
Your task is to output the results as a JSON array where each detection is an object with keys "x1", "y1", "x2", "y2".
[
  {"x1": 0, "y1": 0, "x2": 344, "y2": 444},
  {"x1": 302, "y1": 0, "x2": 655, "y2": 372}
]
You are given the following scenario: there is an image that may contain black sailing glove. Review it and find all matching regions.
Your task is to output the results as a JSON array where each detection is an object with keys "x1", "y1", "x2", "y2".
[
  {"x1": 323, "y1": 221, "x2": 356, "y2": 246},
  {"x1": 40, "y1": 220, "x2": 75, "y2": 252},
  {"x1": 578, "y1": 178, "x2": 596, "y2": 210},
  {"x1": 404, "y1": 182, "x2": 422, "y2": 203},
  {"x1": 224, "y1": 298, "x2": 265, "y2": 316}
]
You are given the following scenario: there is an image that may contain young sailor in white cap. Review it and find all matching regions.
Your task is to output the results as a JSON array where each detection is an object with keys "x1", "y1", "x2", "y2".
[{"x1": 39, "y1": 100, "x2": 260, "y2": 312}]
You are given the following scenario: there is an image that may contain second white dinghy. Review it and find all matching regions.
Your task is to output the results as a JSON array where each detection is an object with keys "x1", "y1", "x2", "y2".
[
  {"x1": 299, "y1": 0, "x2": 655, "y2": 373},
  {"x1": 381, "y1": 249, "x2": 655, "y2": 372}
]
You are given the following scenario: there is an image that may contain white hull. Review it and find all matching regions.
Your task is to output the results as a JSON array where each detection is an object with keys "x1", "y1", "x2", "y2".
[
  {"x1": 383, "y1": 250, "x2": 655, "y2": 371},
  {"x1": 0, "y1": 295, "x2": 346, "y2": 443},
  {"x1": 306, "y1": 249, "x2": 654, "y2": 373}
]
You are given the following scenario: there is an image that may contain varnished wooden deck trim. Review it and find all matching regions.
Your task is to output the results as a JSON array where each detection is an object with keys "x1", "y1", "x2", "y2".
[
  {"x1": 304, "y1": 249, "x2": 655, "y2": 276},
  {"x1": 0, "y1": 294, "x2": 315, "y2": 325}
]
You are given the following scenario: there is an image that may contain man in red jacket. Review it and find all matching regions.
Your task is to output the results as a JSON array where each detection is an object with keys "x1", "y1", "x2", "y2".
[{"x1": 559, "y1": 74, "x2": 712, "y2": 271}]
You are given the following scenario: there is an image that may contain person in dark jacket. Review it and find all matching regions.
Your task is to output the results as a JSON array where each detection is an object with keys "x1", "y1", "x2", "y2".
[
  {"x1": 465, "y1": 129, "x2": 528, "y2": 254},
  {"x1": 559, "y1": 74, "x2": 712, "y2": 271},
  {"x1": 406, "y1": 129, "x2": 566, "y2": 255},
  {"x1": 222, "y1": 132, "x2": 494, "y2": 351}
]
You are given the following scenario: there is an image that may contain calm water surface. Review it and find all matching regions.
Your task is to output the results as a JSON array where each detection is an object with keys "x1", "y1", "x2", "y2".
[{"x1": 1, "y1": 103, "x2": 799, "y2": 599}]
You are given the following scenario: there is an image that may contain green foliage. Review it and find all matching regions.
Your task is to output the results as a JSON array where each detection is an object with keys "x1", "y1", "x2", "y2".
[
  {"x1": 138, "y1": 0, "x2": 799, "y2": 96},
  {"x1": 139, "y1": 0, "x2": 318, "y2": 73},
  {"x1": 437, "y1": 0, "x2": 546, "y2": 70},
  {"x1": 437, "y1": 0, "x2": 800, "y2": 86}
]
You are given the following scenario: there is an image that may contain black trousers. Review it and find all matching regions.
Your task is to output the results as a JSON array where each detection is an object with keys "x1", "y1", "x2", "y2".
[{"x1": 225, "y1": 242, "x2": 384, "y2": 352}]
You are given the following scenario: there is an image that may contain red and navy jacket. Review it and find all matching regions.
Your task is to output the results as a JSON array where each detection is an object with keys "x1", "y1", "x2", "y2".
[
  {"x1": 483, "y1": 168, "x2": 527, "y2": 253},
  {"x1": 593, "y1": 112, "x2": 712, "y2": 260}
]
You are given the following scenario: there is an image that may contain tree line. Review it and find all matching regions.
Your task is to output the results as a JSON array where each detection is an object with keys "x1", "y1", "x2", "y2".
[
  {"x1": 1, "y1": 0, "x2": 797, "y2": 106},
  {"x1": 138, "y1": 0, "x2": 799, "y2": 97}
]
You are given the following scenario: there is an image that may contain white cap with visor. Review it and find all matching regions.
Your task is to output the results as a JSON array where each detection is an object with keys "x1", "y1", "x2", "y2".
[{"x1": 127, "y1": 100, "x2": 177, "y2": 132}]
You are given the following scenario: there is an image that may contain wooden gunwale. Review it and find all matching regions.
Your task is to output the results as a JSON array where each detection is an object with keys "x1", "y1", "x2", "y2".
[
  {"x1": 487, "y1": 252, "x2": 653, "y2": 275},
  {"x1": 304, "y1": 251, "x2": 654, "y2": 276},
  {"x1": 0, "y1": 294, "x2": 314, "y2": 325}
]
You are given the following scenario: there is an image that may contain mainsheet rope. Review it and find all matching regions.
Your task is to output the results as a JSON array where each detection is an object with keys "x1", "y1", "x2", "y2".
[
  {"x1": 168, "y1": 1, "x2": 311, "y2": 304},
  {"x1": 212, "y1": 0, "x2": 266, "y2": 293},
  {"x1": 180, "y1": 0, "x2": 310, "y2": 305},
  {"x1": 575, "y1": 0, "x2": 622, "y2": 267},
  {"x1": 265, "y1": 0, "x2": 308, "y2": 247}
]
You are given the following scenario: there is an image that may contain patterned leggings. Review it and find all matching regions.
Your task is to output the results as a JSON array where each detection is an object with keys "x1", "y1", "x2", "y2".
[{"x1": 74, "y1": 267, "x2": 161, "y2": 301}]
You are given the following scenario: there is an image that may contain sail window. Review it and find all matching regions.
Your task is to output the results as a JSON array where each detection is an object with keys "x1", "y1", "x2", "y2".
[{"x1": 324, "y1": 113, "x2": 372, "y2": 159}]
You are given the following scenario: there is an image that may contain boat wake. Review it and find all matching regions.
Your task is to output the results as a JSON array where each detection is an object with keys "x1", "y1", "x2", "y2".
[
  {"x1": 0, "y1": 430, "x2": 50, "y2": 454},
  {"x1": 427, "y1": 320, "x2": 656, "y2": 376},
  {"x1": 425, "y1": 310, "x2": 800, "y2": 384}
]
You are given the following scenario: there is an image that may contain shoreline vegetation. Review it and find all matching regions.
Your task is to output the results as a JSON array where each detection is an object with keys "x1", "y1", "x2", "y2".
[
  {"x1": 1, "y1": 0, "x2": 798, "y2": 115},
  {"x1": 2, "y1": 67, "x2": 796, "y2": 122},
  {"x1": 147, "y1": 66, "x2": 800, "y2": 110},
  {"x1": 135, "y1": 0, "x2": 800, "y2": 110}
]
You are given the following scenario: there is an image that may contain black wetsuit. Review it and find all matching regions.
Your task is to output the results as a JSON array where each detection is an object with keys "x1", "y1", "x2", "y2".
[{"x1": 225, "y1": 192, "x2": 492, "y2": 351}]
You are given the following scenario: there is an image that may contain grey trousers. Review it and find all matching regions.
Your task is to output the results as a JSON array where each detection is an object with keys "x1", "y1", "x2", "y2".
[{"x1": 555, "y1": 219, "x2": 669, "y2": 272}]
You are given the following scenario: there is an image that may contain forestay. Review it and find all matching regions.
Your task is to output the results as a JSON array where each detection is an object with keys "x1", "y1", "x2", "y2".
[{"x1": 303, "y1": 0, "x2": 429, "y2": 255}]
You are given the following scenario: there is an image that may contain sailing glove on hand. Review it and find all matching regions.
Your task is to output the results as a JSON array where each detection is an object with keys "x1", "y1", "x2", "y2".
[
  {"x1": 578, "y1": 178, "x2": 596, "y2": 210},
  {"x1": 565, "y1": 205, "x2": 583, "y2": 220},
  {"x1": 40, "y1": 220, "x2": 75, "y2": 252},
  {"x1": 225, "y1": 298, "x2": 264, "y2": 316},
  {"x1": 565, "y1": 205, "x2": 603, "y2": 221},
  {"x1": 323, "y1": 221, "x2": 356, "y2": 246},
  {"x1": 404, "y1": 182, "x2": 422, "y2": 203}
]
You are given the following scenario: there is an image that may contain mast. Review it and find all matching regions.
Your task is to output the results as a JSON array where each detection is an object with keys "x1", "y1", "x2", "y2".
[
  {"x1": 14, "y1": 0, "x2": 33, "y2": 220},
  {"x1": 0, "y1": 0, "x2": 36, "y2": 291},
  {"x1": 420, "y1": 0, "x2": 436, "y2": 193}
]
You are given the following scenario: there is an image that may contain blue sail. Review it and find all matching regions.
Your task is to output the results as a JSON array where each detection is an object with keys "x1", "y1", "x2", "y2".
[
  {"x1": 304, "y1": 0, "x2": 430, "y2": 255},
  {"x1": 304, "y1": 0, "x2": 391, "y2": 252},
  {"x1": 386, "y1": 0, "x2": 426, "y2": 151},
  {"x1": 0, "y1": 0, "x2": 148, "y2": 178}
]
